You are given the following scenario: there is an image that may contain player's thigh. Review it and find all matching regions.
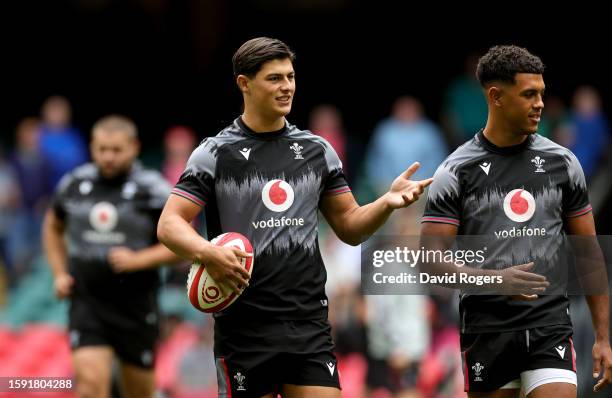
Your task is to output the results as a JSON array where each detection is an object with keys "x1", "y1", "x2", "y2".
[
  {"x1": 527, "y1": 382, "x2": 575, "y2": 398},
  {"x1": 468, "y1": 389, "x2": 521, "y2": 398},
  {"x1": 72, "y1": 346, "x2": 114, "y2": 395},
  {"x1": 119, "y1": 362, "x2": 155, "y2": 398},
  {"x1": 281, "y1": 384, "x2": 341, "y2": 398}
]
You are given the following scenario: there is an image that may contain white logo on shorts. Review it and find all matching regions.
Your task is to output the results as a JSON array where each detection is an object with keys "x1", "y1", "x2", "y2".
[
  {"x1": 472, "y1": 362, "x2": 484, "y2": 382},
  {"x1": 555, "y1": 345, "x2": 566, "y2": 359},
  {"x1": 234, "y1": 372, "x2": 246, "y2": 391},
  {"x1": 326, "y1": 361, "x2": 336, "y2": 376}
]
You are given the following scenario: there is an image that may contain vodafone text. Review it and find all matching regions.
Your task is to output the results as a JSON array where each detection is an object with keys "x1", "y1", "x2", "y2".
[{"x1": 252, "y1": 216, "x2": 304, "y2": 229}]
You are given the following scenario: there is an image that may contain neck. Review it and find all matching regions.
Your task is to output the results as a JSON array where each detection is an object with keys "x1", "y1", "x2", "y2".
[
  {"x1": 482, "y1": 113, "x2": 528, "y2": 147},
  {"x1": 242, "y1": 108, "x2": 285, "y2": 132}
]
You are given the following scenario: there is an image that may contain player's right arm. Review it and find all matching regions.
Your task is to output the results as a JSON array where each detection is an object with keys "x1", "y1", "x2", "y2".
[
  {"x1": 42, "y1": 208, "x2": 73, "y2": 299},
  {"x1": 157, "y1": 194, "x2": 250, "y2": 293}
]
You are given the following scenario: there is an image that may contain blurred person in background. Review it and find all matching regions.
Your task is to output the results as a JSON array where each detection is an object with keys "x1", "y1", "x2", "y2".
[
  {"x1": 43, "y1": 115, "x2": 177, "y2": 398},
  {"x1": 9, "y1": 117, "x2": 53, "y2": 277},
  {"x1": 39, "y1": 95, "x2": 88, "y2": 188},
  {"x1": 162, "y1": 125, "x2": 197, "y2": 186},
  {"x1": 364, "y1": 295, "x2": 430, "y2": 398},
  {"x1": 309, "y1": 104, "x2": 348, "y2": 173},
  {"x1": 567, "y1": 86, "x2": 610, "y2": 180},
  {"x1": 175, "y1": 318, "x2": 218, "y2": 397},
  {"x1": 364, "y1": 96, "x2": 447, "y2": 235},
  {"x1": 442, "y1": 53, "x2": 489, "y2": 147},
  {"x1": 0, "y1": 145, "x2": 21, "y2": 286},
  {"x1": 365, "y1": 96, "x2": 447, "y2": 196}
]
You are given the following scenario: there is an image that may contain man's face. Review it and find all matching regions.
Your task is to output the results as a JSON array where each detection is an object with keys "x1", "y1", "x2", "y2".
[
  {"x1": 244, "y1": 58, "x2": 295, "y2": 119},
  {"x1": 91, "y1": 129, "x2": 139, "y2": 178},
  {"x1": 498, "y1": 73, "x2": 545, "y2": 135}
]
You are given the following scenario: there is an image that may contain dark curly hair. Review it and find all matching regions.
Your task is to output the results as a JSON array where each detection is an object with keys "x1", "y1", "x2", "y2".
[
  {"x1": 476, "y1": 45, "x2": 545, "y2": 86},
  {"x1": 232, "y1": 37, "x2": 295, "y2": 78}
]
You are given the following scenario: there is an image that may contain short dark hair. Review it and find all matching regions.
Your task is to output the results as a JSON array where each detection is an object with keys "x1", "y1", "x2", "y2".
[
  {"x1": 232, "y1": 37, "x2": 295, "y2": 78},
  {"x1": 92, "y1": 115, "x2": 138, "y2": 140},
  {"x1": 476, "y1": 45, "x2": 545, "y2": 86}
]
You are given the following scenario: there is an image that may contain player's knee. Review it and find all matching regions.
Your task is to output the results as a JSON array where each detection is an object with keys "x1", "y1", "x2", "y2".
[{"x1": 74, "y1": 371, "x2": 109, "y2": 398}]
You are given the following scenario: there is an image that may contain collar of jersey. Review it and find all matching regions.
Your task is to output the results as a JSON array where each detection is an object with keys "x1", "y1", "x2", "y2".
[
  {"x1": 476, "y1": 129, "x2": 533, "y2": 155},
  {"x1": 236, "y1": 117, "x2": 288, "y2": 140}
]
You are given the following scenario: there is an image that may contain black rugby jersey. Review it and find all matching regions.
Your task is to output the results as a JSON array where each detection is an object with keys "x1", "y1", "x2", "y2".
[
  {"x1": 422, "y1": 131, "x2": 591, "y2": 333},
  {"x1": 51, "y1": 162, "x2": 171, "y2": 303},
  {"x1": 173, "y1": 117, "x2": 350, "y2": 321}
]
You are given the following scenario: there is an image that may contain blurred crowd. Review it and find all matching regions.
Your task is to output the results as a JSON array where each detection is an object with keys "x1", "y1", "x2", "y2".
[{"x1": 0, "y1": 56, "x2": 611, "y2": 398}]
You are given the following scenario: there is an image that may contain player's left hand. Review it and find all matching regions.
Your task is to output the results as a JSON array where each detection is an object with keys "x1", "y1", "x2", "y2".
[
  {"x1": 593, "y1": 340, "x2": 612, "y2": 392},
  {"x1": 108, "y1": 247, "x2": 143, "y2": 273},
  {"x1": 384, "y1": 162, "x2": 433, "y2": 209}
]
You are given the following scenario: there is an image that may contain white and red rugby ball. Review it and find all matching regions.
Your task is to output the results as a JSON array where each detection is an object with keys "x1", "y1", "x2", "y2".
[{"x1": 186, "y1": 232, "x2": 254, "y2": 313}]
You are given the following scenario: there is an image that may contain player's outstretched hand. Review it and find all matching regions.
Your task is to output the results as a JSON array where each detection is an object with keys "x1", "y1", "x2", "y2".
[
  {"x1": 53, "y1": 272, "x2": 74, "y2": 299},
  {"x1": 203, "y1": 245, "x2": 252, "y2": 294},
  {"x1": 385, "y1": 162, "x2": 433, "y2": 209},
  {"x1": 593, "y1": 340, "x2": 612, "y2": 392},
  {"x1": 499, "y1": 262, "x2": 549, "y2": 297}
]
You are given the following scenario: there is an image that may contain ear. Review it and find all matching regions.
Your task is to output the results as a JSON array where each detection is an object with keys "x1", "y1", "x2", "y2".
[
  {"x1": 487, "y1": 86, "x2": 503, "y2": 108},
  {"x1": 132, "y1": 138, "x2": 141, "y2": 156},
  {"x1": 236, "y1": 75, "x2": 250, "y2": 94}
]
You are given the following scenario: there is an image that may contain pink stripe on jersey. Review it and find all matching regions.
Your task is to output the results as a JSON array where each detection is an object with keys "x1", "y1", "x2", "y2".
[
  {"x1": 565, "y1": 204, "x2": 593, "y2": 218},
  {"x1": 421, "y1": 216, "x2": 460, "y2": 226},
  {"x1": 171, "y1": 188, "x2": 206, "y2": 207},
  {"x1": 324, "y1": 186, "x2": 352, "y2": 195}
]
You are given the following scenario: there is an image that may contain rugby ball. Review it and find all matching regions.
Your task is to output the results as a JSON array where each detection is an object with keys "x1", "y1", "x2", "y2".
[{"x1": 186, "y1": 232, "x2": 254, "y2": 313}]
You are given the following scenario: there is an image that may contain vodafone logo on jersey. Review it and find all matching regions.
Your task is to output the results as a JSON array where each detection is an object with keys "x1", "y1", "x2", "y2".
[
  {"x1": 89, "y1": 201, "x2": 118, "y2": 232},
  {"x1": 253, "y1": 179, "x2": 304, "y2": 230},
  {"x1": 503, "y1": 189, "x2": 536, "y2": 223},
  {"x1": 262, "y1": 179, "x2": 294, "y2": 212},
  {"x1": 84, "y1": 201, "x2": 126, "y2": 244}
]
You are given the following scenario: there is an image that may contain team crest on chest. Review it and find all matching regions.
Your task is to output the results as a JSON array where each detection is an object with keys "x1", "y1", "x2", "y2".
[
  {"x1": 531, "y1": 156, "x2": 546, "y2": 173},
  {"x1": 290, "y1": 142, "x2": 304, "y2": 159}
]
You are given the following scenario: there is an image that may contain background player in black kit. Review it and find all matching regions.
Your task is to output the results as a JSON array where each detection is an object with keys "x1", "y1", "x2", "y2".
[
  {"x1": 157, "y1": 37, "x2": 433, "y2": 398},
  {"x1": 43, "y1": 115, "x2": 177, "y2": 398},
  {"x1": 421, "y1": 45, "x2": 612, "y2": 397}
]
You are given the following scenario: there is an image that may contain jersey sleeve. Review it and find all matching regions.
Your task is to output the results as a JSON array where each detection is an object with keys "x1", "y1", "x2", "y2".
[
  {"x1": 319, "y1": 138, "x2": 351, "y2": 196},
  {"x1": 49, "y1": 172, "x2": 75, "y2": 221},
  {"x1": 172, "y1": 140, "x2": 216, "y2": 207},
  {"x1": 562, "y1": 151, "x2": 592, "y2": 218},
  {"x1": 421, "y1": 161, "x2": 461, "y2": 226}
]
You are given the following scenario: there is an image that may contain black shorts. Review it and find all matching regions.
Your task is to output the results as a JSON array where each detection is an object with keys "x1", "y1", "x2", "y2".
[
  {"x1": 460, "y1": 325, "x2": 576, "y2": 392},
  {"x1": 214, "y1": 318, "x2": 341, "y2": 397},
  {"x1": 69, "y1": 296, "x2": 159, "y2": 369}
]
